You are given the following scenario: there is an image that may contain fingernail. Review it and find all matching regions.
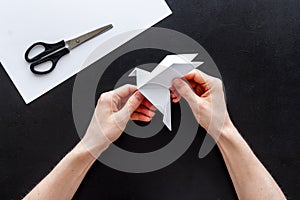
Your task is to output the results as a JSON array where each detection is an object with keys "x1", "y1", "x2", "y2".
[
  {"x1": 173, "y1": 78, "x2": 181, "y2": 86},
  {"x1": 149, "y1": 110, "x2": 156, "y2": 117}
]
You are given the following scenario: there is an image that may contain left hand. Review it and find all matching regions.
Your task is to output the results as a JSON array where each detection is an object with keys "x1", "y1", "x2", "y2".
[{"x1": 81, "y1": 84, "x2": 156, "y2": 158}]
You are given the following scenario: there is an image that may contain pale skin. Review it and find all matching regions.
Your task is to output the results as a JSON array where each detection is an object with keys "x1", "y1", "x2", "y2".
[
  {"x1": 171, "y1": 70, "x2": 286, "y2": 200},
  {"x1": 24, "y1": 70, "x2": 285, "y2": 200}
]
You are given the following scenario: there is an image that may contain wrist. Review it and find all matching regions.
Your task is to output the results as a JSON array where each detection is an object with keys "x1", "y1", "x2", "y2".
[
  {"x1": 80, "y1": 133, "x2": 111, "y2": 159},
  {"x1": 215, "y1": 118, "x2": 252, "y2": 156},
  {"x1": 70, "y1": 142, "x2": 98, "y2": 164},
  {"x1": 215, "y1": 117, "x2": 240, "y2": 146},
  {"x1": 80, "y1": 113, "x2": 112, "y2": 159}
]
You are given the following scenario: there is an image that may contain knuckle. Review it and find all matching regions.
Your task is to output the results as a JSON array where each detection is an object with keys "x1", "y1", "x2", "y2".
[
  {"x1": 122, "y1": 84, "x2": 130, "y2": 90},
  {"x1": 127, "y1": 98, "x2": 136, "y2": 108},
  {"x1": 212, "y1": 78, "x2": 223, "y2": 89},
  {"x1": 98, "y1": 92, "x2": 112, "y2": 104},
  {"x1": 215, "y1": 78, "x2": 222, "y2": 85},
  {"x1": 124, "y1": 83, "x2": 132, "y2": 88},
  {"x1": 124, "y1": 84, "x2": 136, "y2": 93},
  {"x1": 194, "y1": 69, "x2": 201, "y2": 74}
]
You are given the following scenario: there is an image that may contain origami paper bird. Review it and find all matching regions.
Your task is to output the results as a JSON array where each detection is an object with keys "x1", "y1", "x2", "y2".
[{"x1": 129, "y1": 53, "x2": 203, "y2": 130}]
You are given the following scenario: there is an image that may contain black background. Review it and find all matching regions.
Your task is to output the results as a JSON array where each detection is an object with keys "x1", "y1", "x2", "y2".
[{"x1": 1, "y1": 0, "x2": 300, "y2": 199}]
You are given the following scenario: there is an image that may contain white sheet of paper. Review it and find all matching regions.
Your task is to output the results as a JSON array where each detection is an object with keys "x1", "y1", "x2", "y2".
[
  {"x1": 129, "y1": 54, "x2": 203, "y2": 130},
  {"x1": 0, "y1": 0, "x2": 172, "y2": 104}
]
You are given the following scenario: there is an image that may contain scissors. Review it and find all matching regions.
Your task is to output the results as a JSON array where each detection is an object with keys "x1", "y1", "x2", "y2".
[{"x1": 24, "y1": 24, "x2": 113, "y2": 75}]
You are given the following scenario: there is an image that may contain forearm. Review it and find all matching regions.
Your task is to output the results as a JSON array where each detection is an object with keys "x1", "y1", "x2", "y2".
[
  {"x1": 216, "y1": 120, "x2": 286, "y2": 200},
  {"x1": 23, "y1": 114, "x2": 111, "y2": 200},
  {"x1": 23, "y1": 142, "x2": 97, "y2": 200}
]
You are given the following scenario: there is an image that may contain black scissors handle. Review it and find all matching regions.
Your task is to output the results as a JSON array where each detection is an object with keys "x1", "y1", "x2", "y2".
[
  {"x1": 30, "y1": 48, "x2": 70, "y2": 75},
  {"x1": 24, "y1": 40, "x2": 66, "y2": 62}
]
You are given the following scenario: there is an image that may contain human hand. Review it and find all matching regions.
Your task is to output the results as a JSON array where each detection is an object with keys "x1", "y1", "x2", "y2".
[
  {"x1": 171, "y1": 69, "x2": 230, "y2": 140},
  {"x1": 81, "y1": 84, "x2": 156, "y2": 158}
]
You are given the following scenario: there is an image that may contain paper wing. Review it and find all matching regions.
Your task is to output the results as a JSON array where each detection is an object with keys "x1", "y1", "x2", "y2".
[{"x1": 148, "y1": 62, "x2": 203, "y2": 88}]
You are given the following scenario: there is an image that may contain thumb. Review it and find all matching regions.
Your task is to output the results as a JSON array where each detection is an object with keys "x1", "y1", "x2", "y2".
[
  {"x1": 172, "y1": 78, "x2": 200, "y2": 110},
  {"x1": 117, "y1": 91, "x2": 144, "y2": 120}
]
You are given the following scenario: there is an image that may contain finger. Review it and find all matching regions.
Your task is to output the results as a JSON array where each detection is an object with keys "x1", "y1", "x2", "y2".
[
  {"x1": 169, "y1": 85, "x2": 175, "y2": 91},
  {"x1": 117, "y1": 91, "x2": 144, "y2": 119},
  {"x1": 189, "y1": 81, "x2": 197, "y2": 88},
  {"x1": 184, "y1": 69, "x2": 213, "y2": 86},
  {"x1": 141, "y1": 99, "x2": 156, "y2": 111},
  {"x1": 172, "y1": 97, "x2": 180, "y2": 103},
  {"x1": 170, "y1": 91, "x2": 177, "y2": 98},
  {"x1": 172, "y1": 91, "x2": 181, "y2": 103},
  {"x1": 131, "y1": 112, "x2": 152, "y2": 122},
  {"x1": 172, "y1": 78, "x2": 199, "y2": 107},
  {"x1": 170, "y1": 90, "x2": 181, "y2": 103},
  {"x1": 113, "y1": 84, "x2": 137, "y2": 98},
  {"x1": 135, "y1": 105, "x2": 156, "y2": 118}
]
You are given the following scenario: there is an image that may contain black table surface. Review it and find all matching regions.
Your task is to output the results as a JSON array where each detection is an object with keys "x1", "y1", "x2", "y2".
[{"x1": 1, "y1": 0, "x2": 299, "y2": 199}]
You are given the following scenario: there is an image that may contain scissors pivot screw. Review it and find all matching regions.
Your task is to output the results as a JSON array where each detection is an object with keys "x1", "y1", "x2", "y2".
[{"x1": 76, "y1": 39, "x2": 80, "y2": 43}]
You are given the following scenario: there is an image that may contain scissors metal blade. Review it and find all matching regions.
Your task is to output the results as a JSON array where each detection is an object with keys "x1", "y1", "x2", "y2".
[{"x1": 66, "y1": 24, "x2": 113, "y2": 50}]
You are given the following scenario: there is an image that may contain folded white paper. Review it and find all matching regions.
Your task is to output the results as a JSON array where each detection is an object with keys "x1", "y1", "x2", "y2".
[
  {"x1": 0, "y1": 0, "x2": 172, "y2": 104},
  {"x1": 129, "y1": 54, "x2": 203, "y2": 130}
]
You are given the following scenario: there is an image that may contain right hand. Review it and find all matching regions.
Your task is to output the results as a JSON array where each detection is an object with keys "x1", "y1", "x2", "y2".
[{"x1": 171, "y1": 69, "x2": 231, "y2": 139}]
